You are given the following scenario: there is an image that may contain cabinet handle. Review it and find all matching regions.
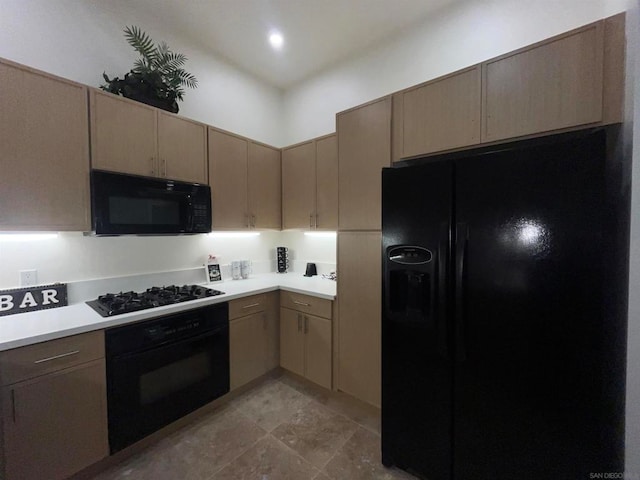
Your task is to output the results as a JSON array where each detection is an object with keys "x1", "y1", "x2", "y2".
[
  {"x1": 293, "y1": 300, "x2": 311, "y2": 307},
  {"x1": 242, "y1": 302, "x2": 261, "y2": 309},
  {"x1": 310, "y1": 214, "x2": 314, "y2": 229},
  {"x1": 11, "y1": 389, "x2": 16, "y2": 423},
  {"x1": 315, "y1": 214, "x2": 318, "y2": 229},
  {"x1": 161, "y1": 158, "x2": 167, "y2": 177},
  {"x1": 33, "y1": 350, "x2": 80, "y2": 364},
  {"x1": 297, "y1": 313, "x2": 302, "y2": 332},
  {"x1": 250, "y1": 214, "x2": 256, "y2": 228},
  {"x1": 304, "y1": 316, "x2": 309, "y2": 334},
  {"x1": 245, "y1": 213, "x2": 250, "y2": 228},
  {"x1": 150, "y1": 156, "x2": 155, "y2": 175}
]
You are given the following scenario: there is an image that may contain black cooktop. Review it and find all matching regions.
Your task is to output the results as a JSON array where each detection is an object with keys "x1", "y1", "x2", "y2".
[{"x1": 86, "y1": 284, "x2": 224, "y2": 317}]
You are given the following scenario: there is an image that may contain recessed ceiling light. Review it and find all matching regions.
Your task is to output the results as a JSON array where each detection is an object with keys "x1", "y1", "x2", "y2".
[{"x1": 269, "y1": 31, "x2": 284, "y2": 50}]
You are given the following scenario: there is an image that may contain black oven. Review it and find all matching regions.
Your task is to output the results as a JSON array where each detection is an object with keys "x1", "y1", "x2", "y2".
[
  {"x1": 105, "y1": 303, "x2": 229, "y2": 453},
  {"x1": 91, "y1": 169, "x2": 211, "y2": 235}
]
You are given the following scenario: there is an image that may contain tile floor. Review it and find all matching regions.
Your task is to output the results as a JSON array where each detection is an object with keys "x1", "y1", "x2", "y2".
[{"x1": 90, "y1": 373, "x2": 418, "y2": 480}]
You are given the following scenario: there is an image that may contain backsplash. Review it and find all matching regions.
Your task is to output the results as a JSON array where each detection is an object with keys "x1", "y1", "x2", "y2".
[{"x1": 0, "y1": 231, "x2": 336, "y2": 290}]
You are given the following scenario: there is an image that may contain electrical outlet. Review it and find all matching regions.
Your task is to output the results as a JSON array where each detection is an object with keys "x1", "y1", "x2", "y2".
[{"x1": 19, "y1": 270, "x2": 37, "y2": 287}]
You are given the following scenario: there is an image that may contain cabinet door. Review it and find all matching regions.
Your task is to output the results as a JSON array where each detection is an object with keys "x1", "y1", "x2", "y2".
[
  {"x1": 157, "y1": 112, "x2": 207, "y2": 184},
  {"x1": 483, "y1": 22, "x2": 604, "y2": 142},
  {"x1": 264, "y1": 292, "x2": 280, "y2": 371},
  {"x1": 0, "y1": 61, "x2": 90, "y2": 231},
  {"x1": 90, "y1": 90, "x2": 157, "y2": 177},
  {"x1": 337, "y1": 231, "x2": 381, "y2": 407},
  {"x1": 396, "y1": 66, "x2": 481, "y2": 159},
  {"x1": 2, "y1": 360, "x2": 108, "y2": 480},
  {"x1": 230, "y1": 313, "x2": 266, "y2": 390},
  {"x1": 315, "y1": 135, "x2": 338, "y2": 230},
  {"x1": 248, "y1": 142, "x2": 281, "y2": 229},
  {"x1": 208, "y1": 128, "x2": 248, "y2": 229},
  {"x1": 304, "y1": 314, "x2": 332, "y2": 390},
  {"x1": 282, "y1": 141, "x2": 316, "y2": 229},
  {"x1": 338, "y1": 97, "x2": 391, "y2": 231},
  {"x1": 280, "y1": 307, "x2": 305, "y2": 377}
]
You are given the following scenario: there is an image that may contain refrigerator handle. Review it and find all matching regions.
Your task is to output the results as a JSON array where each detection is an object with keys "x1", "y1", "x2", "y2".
[
  {"x1": 437, "y1": 222, "x2": 449, "y2": 359},
  {"x1": 455, "y1": 223, "x2": 469, "y2": 363}
]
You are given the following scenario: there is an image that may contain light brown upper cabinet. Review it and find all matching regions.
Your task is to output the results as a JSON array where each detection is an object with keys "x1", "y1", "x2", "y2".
[
  {"x1": 282, "y1": 133, "x2": 338, "y2": 230},
  {"x1": 482, "y1": 17, "x2": 619, "y2": 143},
  {"x1": 393, "y1": 66, "x2": 481, "y2": 161},
  {"x1": 90, "y1": 89, "x2": 207, "y2": 184},
  {"x1": 0, "y1": 59, "x2": 90, "y2": 231},
  {"x1": 248, "y1": 142, "x2": 282, "y2": 229},
  {"x1": 208, "y1": 127, "x2": 281, "y2": 230},
  {"x1": 337, "y1": 97, "x2": 391, "y2": 231}
]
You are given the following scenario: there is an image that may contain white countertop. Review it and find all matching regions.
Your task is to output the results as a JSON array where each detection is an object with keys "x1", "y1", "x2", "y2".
[{"x1": 0, "y1": 273, "x2": 336, "y2": 352}]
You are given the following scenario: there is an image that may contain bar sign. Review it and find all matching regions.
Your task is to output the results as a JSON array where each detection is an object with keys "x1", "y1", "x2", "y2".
[{"x1": 0, "y1": 284, "x2": 68, "y2": 317}]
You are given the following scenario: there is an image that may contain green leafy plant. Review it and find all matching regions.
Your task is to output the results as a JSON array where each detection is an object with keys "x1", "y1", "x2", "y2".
[{"x1": 101, "y1": 26, "x2": 198, "y2": 113}]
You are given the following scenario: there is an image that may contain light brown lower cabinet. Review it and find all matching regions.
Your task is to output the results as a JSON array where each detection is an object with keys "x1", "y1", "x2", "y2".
[
  {"x1": 280, "y1": 307, "x2": 332, "y2": 389},
  {"x1": 229, "y1": 292, "x2": 279, "y2": 390},
  {"x1": 0, "y1": 332, "x2": 108, "y2": 480}
]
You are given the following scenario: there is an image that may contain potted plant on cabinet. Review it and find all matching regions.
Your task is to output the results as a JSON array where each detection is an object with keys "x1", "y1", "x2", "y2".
[{"x1": 101, "y1": 26, "x2": 197, "y2": 113}]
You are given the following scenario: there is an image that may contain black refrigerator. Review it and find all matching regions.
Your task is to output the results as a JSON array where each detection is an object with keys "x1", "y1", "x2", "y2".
[{"x1": 381, "y1": 128, "x2": 628, "y2": 480}]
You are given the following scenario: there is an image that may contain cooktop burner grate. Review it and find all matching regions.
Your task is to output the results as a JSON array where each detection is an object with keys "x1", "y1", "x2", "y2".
[{"x1": 86, "y1": 284, "x2": 224, "y2": 317}]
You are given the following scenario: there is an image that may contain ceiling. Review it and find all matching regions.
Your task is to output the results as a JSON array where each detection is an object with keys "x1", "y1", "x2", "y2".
[{"x1": 118, "y1": 0, "x2": 460, "y2": 90}]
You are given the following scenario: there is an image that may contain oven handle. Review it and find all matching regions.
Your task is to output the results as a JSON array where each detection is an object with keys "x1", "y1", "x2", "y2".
[{"x1": 107, "y1": 325, "x2": 228, "y2": 360}]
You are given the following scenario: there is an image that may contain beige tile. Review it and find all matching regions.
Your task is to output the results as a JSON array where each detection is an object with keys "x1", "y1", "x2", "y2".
[
  {"x1": 313, "y1": 472, "x2": 333, "y2": 480},
  {"x1": 93, "y1": 406, "x2": 266, "y2": 480},
  {"x1": 272, "y1": 401, "x2": 358, "y2": 468},
  {"x1": 323, "y1": 427, "x2": 417, "y2": 480},
  {"x1": 212, "y1": 436, "x2": 319, "y2": 480},
  {"x1": 280, "y1": 372, "x2": 381, "y2": 435},
  {"x1": 232, "y1": 379, "x2": 312, "y2": 432}
]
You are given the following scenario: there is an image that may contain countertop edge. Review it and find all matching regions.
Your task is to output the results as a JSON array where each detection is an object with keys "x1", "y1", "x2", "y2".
[{"x1": 0, "y1": 275, "x2": 336, "y2": 352}]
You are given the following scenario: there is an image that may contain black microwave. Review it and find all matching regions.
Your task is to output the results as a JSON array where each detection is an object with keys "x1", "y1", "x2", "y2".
[{"x1": 91, "y1": 170, "x2": 212, "y2": 235}]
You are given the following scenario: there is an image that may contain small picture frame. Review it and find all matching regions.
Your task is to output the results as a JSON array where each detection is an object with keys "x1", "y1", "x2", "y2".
[{"x1": 206, "y1": 263, "x2": 222, "y2": 283}]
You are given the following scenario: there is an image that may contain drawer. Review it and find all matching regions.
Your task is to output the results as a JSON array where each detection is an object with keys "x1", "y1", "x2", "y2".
[
  {"x1": 0, "y1": 330, "x2": 104, "y2": 386},
  {"x1": 229, "y1": 293, "x2": 267, "y2": 319},
  {"x1": 280, "y1": 291, "x2": 332, "y2": 319}
]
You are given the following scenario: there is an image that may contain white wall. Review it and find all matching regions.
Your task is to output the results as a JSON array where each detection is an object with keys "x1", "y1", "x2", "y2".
[
  {"x1": 626, "y1": 0, "x2": 640, "y2": 475},
  {"x1": 0, "y1": 231, "x2": 337, "y2": 290},
  {"x1": 0, "y1": 0, "x2": 283, "y2": 146},
  {"x1": 282, "y1": 0, "x2": 628, "y2": 145}
]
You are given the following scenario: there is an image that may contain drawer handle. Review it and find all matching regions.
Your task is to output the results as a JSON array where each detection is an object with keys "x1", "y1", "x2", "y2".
[
  {"x1": 242, "y1": 303, "x2": 261, "y2": 309},
  {"x1": 34, "y1": 350, "x2": 80, "y2": 364},
  {"x1": 293, "y1": 300, "x2": 311, "y2": 307}
]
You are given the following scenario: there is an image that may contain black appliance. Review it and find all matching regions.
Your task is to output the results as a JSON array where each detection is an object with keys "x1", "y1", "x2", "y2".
[
  {"x1": 105, "y1": 303, "x2": 229, "y2": 453},
  {"x1": 277, "y1": 247, "x2": 289, "y2": 273},
  {"x1": 91, "y1": 170, "x2": 211, "y2": 235},
  {"x1": 86, "y1": 284, "x2": 224, "y2": 317},
  {"x1": 382, "y1": 128, "x2": 628, "y2": 480}
]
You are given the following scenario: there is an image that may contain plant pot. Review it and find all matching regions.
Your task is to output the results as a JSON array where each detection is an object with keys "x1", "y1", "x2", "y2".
[{"x1": 123, "y1": 91, "x2": 179, "y2": 114}]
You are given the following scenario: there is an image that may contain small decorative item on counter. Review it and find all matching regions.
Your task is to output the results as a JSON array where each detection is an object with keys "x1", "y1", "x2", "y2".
[
  {"x1": 322, "y1": 271, "x2": 337, "y2": 281},
  {"x1": 277, "y1": 247, "x2": 289, "y2": 273},
  {"x1": 205, "y1": 254, "x2": 222, "y2": 283},
  {"x1": 231, "y1": 261, "x2": 242, "y2": 280},
  {"x1": 0, "y1": 283, "x2": 68, "y2": 317},
  {"x1": 240, "y1": 260, "x2": 251, "y2": 279}
]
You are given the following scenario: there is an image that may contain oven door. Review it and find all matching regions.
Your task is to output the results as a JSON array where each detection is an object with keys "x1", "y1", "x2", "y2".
[
  {"x1": 106, "y1": 326, "x2": 229, "y2": 453},
  {"x1": 91, "y1": 169, "x2": 211, "y2": 235}
]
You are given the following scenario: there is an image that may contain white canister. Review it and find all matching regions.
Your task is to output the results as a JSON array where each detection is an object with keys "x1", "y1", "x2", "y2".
[
  {"x1": 231, "y1": 261, "x2": 241, "y2": 280},
  {"x1": 241, "y1": 260, "x2": 251, "y2": 279}
]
